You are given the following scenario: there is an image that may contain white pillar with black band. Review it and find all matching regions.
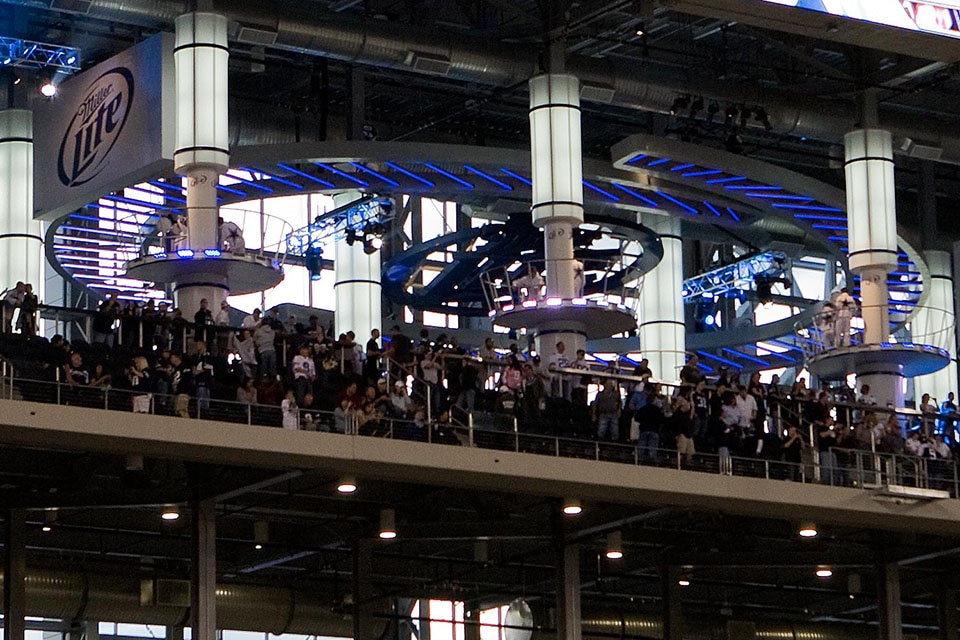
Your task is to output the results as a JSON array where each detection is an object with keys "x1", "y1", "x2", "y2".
[
  {"x1": 334, "y1": 191, "x2": 382, "y2": 343},
  {"x1": 638, "y1": 214, "x2": 685, "y2": 382},
  {"x1": 844, "y1": 127, "x2": 901, "y2": 406},
  {"x1": 173, "y1": 12, "x2": 230, "y2": 316},
  {"x1": 0, "y1": 109, "x2": 42, "y2": 333},
  {"x1": 529, "y1": 73, "x2": 587, "y2": 358}
]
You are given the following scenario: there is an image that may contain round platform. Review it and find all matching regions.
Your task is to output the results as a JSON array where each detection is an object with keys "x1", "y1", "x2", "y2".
[
  {"x1": 806, "y1": 343, "x2": 950, "y2": 379},
  {"x1": 125, "y1": 251, "x2": 284, "y2": 296},
  {"x1": 490, "y1": 299, "x2": 637, "y2": 340}
]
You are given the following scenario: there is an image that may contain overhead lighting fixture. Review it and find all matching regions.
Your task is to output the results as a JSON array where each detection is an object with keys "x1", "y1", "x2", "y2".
[
  {"x1": 678, "y1": 577, "x2": 691, "y2": 587},
  {"x1": 798, "y1": 523, "x2": 818, "y2": 538},
  {"x1": 337, "y1": 477, "x2": 358, "y2": 494},
  {"x1": 161, "y1": 504, "x2": 180, "y2": 521},
  {"x1": 379, "y1": 508, "x2": 397, "y2": 539},
  {"x1": 562, "y1": 498, "x2": 582, "y2": 516},
  {"x1": 38, "y1": 71, "x2": 57, "y2": 98},
  {"x1": 605, "y1": 531, "x2": 623, "y2": 560},
  {"x1": 254, "y1": 520, "x2": 269, "y2": 550},
  {"x1": 816, "y1": 566, "x2": 833, "y2": 578}
]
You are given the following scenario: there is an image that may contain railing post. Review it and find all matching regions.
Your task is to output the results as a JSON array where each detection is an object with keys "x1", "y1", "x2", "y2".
[
  {"x1": 468, "y1": 412, "x2": 474, "y2": 447},
  {"x1": 247, "y1": 403, "x2": 252, "y2": 426},
  {"x1": 514, "y1": 416, "x2": 519, "y2": 453},
  {"x1": 56, "y1": 367, "x2": 61, "y2": 405},
  {"x1": 84, "y1": 315, "x2": 91, "y2": 341},
  {"x1": 104, "y1": 387, "x2": 109, "y2": 411},
  {"x1": 426, "y1": 385, "x2": 432, "y2": 424}
]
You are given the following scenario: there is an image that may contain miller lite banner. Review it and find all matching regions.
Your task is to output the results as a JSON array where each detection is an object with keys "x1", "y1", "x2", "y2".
[{"x1": 33, "y1": 33, "x2": 175, "y2": 220}]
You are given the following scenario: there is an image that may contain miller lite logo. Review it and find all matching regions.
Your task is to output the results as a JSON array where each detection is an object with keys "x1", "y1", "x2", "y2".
[{"x1": 57, "y1": 67, "x2": 135, "y2": 187}]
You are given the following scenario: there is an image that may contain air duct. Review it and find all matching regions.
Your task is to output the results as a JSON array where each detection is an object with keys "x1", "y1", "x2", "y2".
[{"x1": 10, "y1": 0, "x2": 960, "y2": 164}]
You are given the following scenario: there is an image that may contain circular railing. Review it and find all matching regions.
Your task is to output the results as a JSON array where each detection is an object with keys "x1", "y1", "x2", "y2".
[
  {"x1": 479, "y1": 257, "x2": 643, "y2": 316},
  {"x1": 130, "y1": 208, "x2": 293, "y2": 266}
]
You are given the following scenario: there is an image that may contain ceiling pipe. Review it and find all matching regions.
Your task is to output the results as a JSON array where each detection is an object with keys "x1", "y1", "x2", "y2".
[{"x1": 8, "y1": 0, "x2": 960, "y2": 163}]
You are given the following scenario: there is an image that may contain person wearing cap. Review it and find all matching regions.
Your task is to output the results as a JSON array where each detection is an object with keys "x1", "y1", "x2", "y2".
[{"x1": 390, "y1": 380, "x2": 413, "y2": 418}]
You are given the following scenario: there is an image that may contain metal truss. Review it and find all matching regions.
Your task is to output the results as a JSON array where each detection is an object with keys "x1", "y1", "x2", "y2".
[
  {"x1": 0, "y1": 37, "x2": 80, "y2": 71},
  {"x1": 681, "y1": 251, "x2": 787, "y2": 301},
  {"x1": 285, "y1": 194, "x2": 393, "y2": 257}
]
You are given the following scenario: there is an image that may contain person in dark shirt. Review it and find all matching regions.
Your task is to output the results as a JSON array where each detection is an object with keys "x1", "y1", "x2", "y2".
[
  {"x1": 679, "y1": 354, "x2": 703, "y2": 385},
  {"x1": 364, "y1": 328, "x2": 382, "y2": 383},
  {"x1": 457, "y1": 359, "x2": 480, "y2": 412},
  {"x1": 194, "y1": 298, "x2": 215, "y2": 349}
]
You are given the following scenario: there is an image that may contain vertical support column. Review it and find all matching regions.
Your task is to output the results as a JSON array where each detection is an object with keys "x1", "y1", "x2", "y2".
[
  {"x1": 173, "y1": 12, "x2": 230, "y2": 318},
  {"x1": 638, "y1": 215, "x2": 685, "y2": 381},
  {"x1": 0, "y1": 110, "x2": 41, "y2": 332},
  {"x1": 556, "y1": 544, "x2": 581, "y2": 640},
  {"x1": 939, "y1": 587, "x2": 959, "y2": 640},
  {"x1": 353, "y1": 539, "x2": 376, "y2": 640},
  {"x1": 914, "y1": 250, "x2": 958, "y2": 406},
  {"x1": 877, "y1": 562, "x2": 902, "y2": 640},
  {"x1": 845, "y1": 127, "x2": 901, "y2": 407},
  {"x1": 529, "y1": 74, "x2": 586, "y2": 358},
  {"x1": 191, "y1": 499, "x2": 216, "y2": 640},
  {"x1": 4, "y1": 508, "x2": 26, "y2": 640},
  {"x1": 334, "y1": 191, "x2": 382, "y2": 343},
  {"x1": 166, "y1": 627, "x2": 184, "y2": 640},
  {"x1": 661, "y1": 566, "x2": 682, "y2": 640}
]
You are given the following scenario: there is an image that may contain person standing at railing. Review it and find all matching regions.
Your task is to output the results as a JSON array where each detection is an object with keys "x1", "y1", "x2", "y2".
[
  {"x1": 834, "y1": 287, "x2": 858, "y2": 347},
  {"x1": 513, "y1": 264, "x2": 544, "y2": 302},
  {"x1": 679, "y1": 355, "x2": 703, "y2": 386},
  {"x1": 292, "y1": 344, "x2": 317, "y2": 404},
  {"x1": 816, "y1": 416, "x2": 841, "y2": 486},
  {"x1": 939, "y1": 392, "x2": 958, "y2": 438},
  {"x1": 671, "y1": 386, "x2": 696, "y2": 465},
  {"x1": 456, "y1": 358, "x2": 480, "y2": 413},
  {"x1": 1, "y1": 281, "x2": 24, "y2": 334},
  {"x1": 169, "y1": 308, "x2": 188, "y2": 355},
  {"x1": 547, "y1": 340, "x2": 572, "y2": 401},
  {"x1": 593, "y1": 379, "x2": 622, "y2": 442},
  {"x1": 570, "y1": 349, "x2": 590, "y2": 408},
  {"x1": 193, "y1": 299, "x2": 215, "y2": 354},
  {"x1": 15, "y1": 283, "x2": 37, "y2": 338},
  {"x1": 254, "y1": 321, "x2": 277, "y2": 380},
  {"x1": 818, "y1": 302, "x2": 836, "y2": 348},
  {"x1": 633, "y1": 383, "x2": 663, "y2": 464},
  {"x1": 92, "y1": 296, "x2": 120, "y2": 347},
  {"x1": 281, "y1": 390, "x2": 299, "y2": 430},
  {"x1": 219, "y1": 217, "x2": 244, "y2": 254},
  {"x1": 236, "y1": 377, "x2": 257, "y2": 406},
  {"x1": 241, "y1": 308, "x2": 261, "y2": 331},
  {"x1": 215, "y1": 301, "x2": 232, "y2": 357},
  {"x1": 717, "y1": 391, "x2": 739, "y2": 475},
  {"x1": 364, "y1": 329, "x2": 383, "y2": 384}
]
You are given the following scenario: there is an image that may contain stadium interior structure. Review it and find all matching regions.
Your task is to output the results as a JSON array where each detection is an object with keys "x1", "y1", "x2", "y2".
[{"x1": 4, "y1": 2, "x2": 960, "y2": 640}]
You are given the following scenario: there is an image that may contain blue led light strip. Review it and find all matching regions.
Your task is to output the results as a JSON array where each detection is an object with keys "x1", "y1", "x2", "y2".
[
  {"x1": 671, "y1": 163, "x2": 696, "y2": 172},
  {"x1": 696, "y1": 350, "x2": 743, "y2": 369},
  {"x1": 772, "y1": 204, "x2": 844, "y2": 212},
  {"x1": 241, "y1": 166, "x2": 303, "y2": 190},
  {"x1": 793, "y1": 214, "x2": 846, "y2": 221},
  {"x1": 216, "y1": 184, "x2": 247, "y2": 196},
  {"x1": 315, "y1": 162, "x2": 369, "y2": 187},
  {"x1": 385, "y1": 162, "x2": 436, "y2": 188},
  {"x1": 464, "y1": 165, "x2": 513, "y2": 191},
  {"x1": 683, "y1": 169, "x2": 723, "y2": 178},
  {"x1": 500, "y1": 168, "x2": 532, "y2": 186},
  {"x1": 276, "y1": 163, "x2": 337, "y2": 188},
  {"x1": 582, "y1": 180, "x2": 620, "y2": 202},
  {"x1": 626, "y1": 154, "x2": 647, "y2": 164},
  {"x1": 702, "y1": 201, "x2": 722, "y2": 217},
  {"x1": 609, "y1": 183, "x2": 658, "y2": 208},
  {"x1": 225, "y1": 171, "x2": 275, "y2": 193},
  {"x1": 657, "y1": 191, "x2": 699, "y2": 215},
  {"x1": 706, "y1": 176, "x2": 746, "y2": 185},
  {"x1": 722, "y1": 347, "x2": 770, "y2": 367},
  {"x1": 743, "y1": 194, "x2": 814, "y2": 201},
  {"x1": 349, "y1": 162, "x2": 401, "y2": 188},
  {"x1": 725, "y1": 207, "x2": 741, "y2": 222},
  {"x1": 423, "y1": 162, "x2": 474, "y2": 189},
  {"x1": 647, "y1": 158, "x2": 671, "y2": 167},
  {"x1": 726, "y1": 185, "x2": 781, "y2": 191}
]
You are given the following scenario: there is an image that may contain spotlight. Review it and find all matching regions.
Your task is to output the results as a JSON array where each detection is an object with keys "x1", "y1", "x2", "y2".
[
  {"x1": 816, "y1": 566, "x2": 833, "y2": 578},
  {"x1": 337, "y1": 477, "x2": 358, "y2": 494},
  {"x1": 605, "y1": 531, "x2": 623, "y2": 560},
  {"x1": 346, "y1": 229, "x2": 358, "y2": 246},
  {"x1": 379, "y1": 508, "x2": 397, "y2": 539},
  {"x1": 798, "y1": 523, "x2": 818, "y2": 538},
  {"x1": 161, "y1": 504, "x2": 180, "y2": 521},
  {"x1": 306, "y1": 246, "x2": 323, "y2": 281},
  {"x1": 39, "y1": 74, "x2": 57, "y2": 98},
  {"x1": 635, "y1": 21, "x2": 645, "y2": 37},
  {"x1": 562, "y1": 498, "x2": 582, "y2": 516},
  {"x1": 254, "y1": 520, "x2": 269, "y2": 549},
  {"x1": 669, "y1": 95, "x2": 690, "y2": 116},
  {"x1": 363, "y1": 235, "x2": 382, "y2": 255}
]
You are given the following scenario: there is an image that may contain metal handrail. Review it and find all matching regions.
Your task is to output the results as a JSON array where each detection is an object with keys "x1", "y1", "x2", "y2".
[{"x1": 2, "y1": 373, "x2": 959, "y2": 496}]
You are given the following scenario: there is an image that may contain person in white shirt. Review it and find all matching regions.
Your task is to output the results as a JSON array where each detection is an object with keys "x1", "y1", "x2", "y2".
[
  {"x1": 291, "y1": 345, "x2": 316, "y2": 403},
  {"x1": 242, "y1": 309, "x2": 261, "y2": 331},
  {"x1": 513, "y1": 264, "x2": 544, "y2": 301},
  {"x1": 219, "y1": 218, "x2": 245, "y2": 254},
  {"x1": 215, "y1": 300, "x2": 233, "y2": 356},
  {"x1": 736, "y1": 385, "x2": 758, "y2": 434},
  {"x1": 834, "y1": 287, "x2": 857, "y2": 346},
  {"x1": 281, "y1": 390, "x2": 299, "y2": 430},
  {"x1": 547, "y1": 341, "x2": 572, "y2": 400}
]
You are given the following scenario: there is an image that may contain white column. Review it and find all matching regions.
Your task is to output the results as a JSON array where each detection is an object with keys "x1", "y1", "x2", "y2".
[
  {"x1": 844, "y1": 128, "x2": 901, "y2": 406},
  {"x1": 529, "y1": 73, "x2": 586, "y2": 357},
  {"x1": 173, "y1": 12, "x2": 229, "y2": 317},
  {"x1": 914, "y1": 250, "x2": 958, "y2": 405},
  {"x1": 638, "y1": 214, "x2": 685, "y2": 382},
  {"x1": 0, "y1": 110, "x2": 42, "y2": 323},
  {"x1": 334, "y1": 191, "x2": 381, "y2": 342}
]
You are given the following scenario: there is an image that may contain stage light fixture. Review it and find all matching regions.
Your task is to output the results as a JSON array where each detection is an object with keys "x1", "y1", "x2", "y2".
[
  {"x1": 605, "y1": 531, "x2": 623, "y2": 560},
  {"x1": 379, "y1": 508, "x2": 397, "y2": 539},
  {"x1": 799, "y1": 523, "x2": 818, "y2": 538},
  {"x1": 161, "y1": 504, "x2": 180, "y2": 521},
  {"x1": 38, "y1": 71, "x2": 57, "y2": 97},
  {"x1": 337, "y1": 477, "x2": 358, "y2": 494},
  {"x1": 562, "y1": 498, "x2": 582, "y2": 516}
]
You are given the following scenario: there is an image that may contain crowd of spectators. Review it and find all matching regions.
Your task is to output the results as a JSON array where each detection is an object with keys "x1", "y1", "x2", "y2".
[{"x1": 1, "y1": 295, "x2": 959, "y2": 486}]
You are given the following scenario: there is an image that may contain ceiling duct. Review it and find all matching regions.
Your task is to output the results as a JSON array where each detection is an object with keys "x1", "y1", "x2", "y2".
[{"x1": 11, "y1": 0, "x2": 960, "y2": 164}]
